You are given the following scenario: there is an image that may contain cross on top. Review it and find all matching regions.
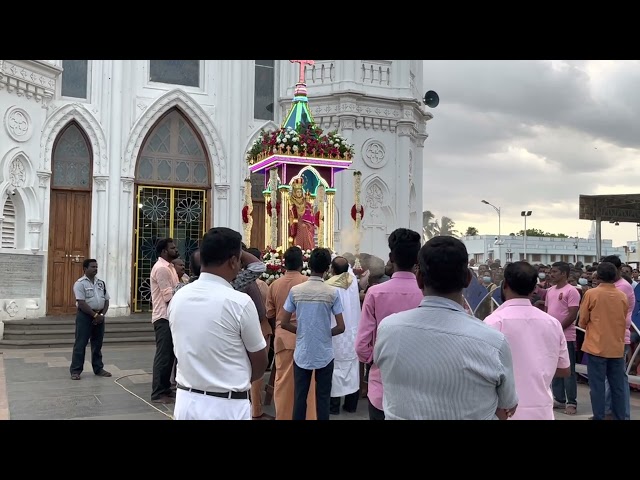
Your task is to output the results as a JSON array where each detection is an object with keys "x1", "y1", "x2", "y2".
[{"x1": 290, "y1": 60, "x2": 315, "y2": 84}]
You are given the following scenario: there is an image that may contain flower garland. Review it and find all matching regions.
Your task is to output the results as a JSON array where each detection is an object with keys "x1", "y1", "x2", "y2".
[
  {"x1": 353, "y1": 171, "x2": 362, "y2": 271},
  {"x1": 266, "y1": 200, "x2": 281, "y2": 217},
  {"x1": 261, "y1": 246, "x2": 313, "y2": 285},
  {"x1": 246, "y1": 124, "x2": 355, "y2": 165},
  {"x1": 242, "y1": 177, "x2": 253, "y2": 244},
  {"x1": 317, "y1": 185, "x2": 325, "y2": 247},
  {"x1": 269, "y1": 168, "x2": 278, "y2": 249}
]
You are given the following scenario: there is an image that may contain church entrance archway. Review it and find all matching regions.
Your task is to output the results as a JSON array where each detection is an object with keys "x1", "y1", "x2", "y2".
[
  {"x1": 132, "y1": 108, "x2": 211, "y2": 312},
  {"x1": 47, "y1": 122, "x2": 94, "y2": 315}
]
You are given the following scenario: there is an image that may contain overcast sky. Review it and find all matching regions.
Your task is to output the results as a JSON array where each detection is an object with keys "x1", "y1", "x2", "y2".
[{"x1": 421, "y1": 60, "x2": 640, "y2": 247}]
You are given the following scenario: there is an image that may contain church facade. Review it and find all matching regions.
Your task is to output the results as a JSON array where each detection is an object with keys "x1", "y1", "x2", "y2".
[{"x1": 0, "y1": 60, "x2": 431, "y2": 323}]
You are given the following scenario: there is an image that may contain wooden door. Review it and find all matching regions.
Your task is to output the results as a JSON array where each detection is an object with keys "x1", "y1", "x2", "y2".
[
  {"x1": 47, "y1": 190, "x2": 92, "y2": 315},
  {"x1": 250, "y1": 199, "x2": 266, "y2": 250}
]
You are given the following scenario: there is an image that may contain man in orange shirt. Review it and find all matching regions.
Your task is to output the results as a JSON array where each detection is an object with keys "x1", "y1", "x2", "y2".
[
  {"x1": 579, "y1": 261, "x2": 628, "y2": 420},
  {"x1": 266, "y1": 246, "x2": 317, "y2": 419},
  {"x1": 247, "y1": 247, "x2": 274, "y2": 420}
]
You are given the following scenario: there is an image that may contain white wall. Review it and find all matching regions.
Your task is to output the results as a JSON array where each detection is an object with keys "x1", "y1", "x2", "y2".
[
  {"x1": 0, "y1": 60, "x2": 61, "y2": 321},
  {"x1": 0, "y1": 59, "x2": 428, "y2": 320}
]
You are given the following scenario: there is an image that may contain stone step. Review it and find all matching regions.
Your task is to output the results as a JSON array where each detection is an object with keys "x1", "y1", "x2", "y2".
[
  {"x1": 3, "y1": 317, "x2": 152, "y2": 331},
  {"x1": 0, "y1": 336, "x2": 155, "y2": 350},
  {"x1": 3, "y1": 326, "x2": 153, "y2": 340}
]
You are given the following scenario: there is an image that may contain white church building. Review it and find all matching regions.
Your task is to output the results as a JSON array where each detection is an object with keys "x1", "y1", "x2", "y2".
[{"x1": 0, "y1": 60, "x2": 430, "y2": 321}]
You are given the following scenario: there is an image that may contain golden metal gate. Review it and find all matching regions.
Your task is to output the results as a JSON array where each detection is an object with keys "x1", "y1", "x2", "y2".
[{"x1": 133, "y1": 186, "x2": 207, "y2": 312}]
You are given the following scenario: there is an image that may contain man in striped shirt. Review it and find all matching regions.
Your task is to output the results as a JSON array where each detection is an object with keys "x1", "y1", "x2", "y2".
[{"x1": 374, "y1": 236, "x2": 519, "y2": 420}]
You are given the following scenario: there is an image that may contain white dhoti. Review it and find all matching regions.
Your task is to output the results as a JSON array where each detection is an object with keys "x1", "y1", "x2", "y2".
[
  {"x1": 331, "y1": 357, "x2": 360, "y2": 397},
  {"x1": 327, "y1": 267, "x2": 362, "y2": 398},
  {"x1": 173, "y1": 389, "x2": 251, "y2": 420}
]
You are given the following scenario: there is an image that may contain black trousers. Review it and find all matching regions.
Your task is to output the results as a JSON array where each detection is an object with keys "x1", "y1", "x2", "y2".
[
  {"x1": 368, "y1": 399, "x2": 385, "y2": 420},
  {"x1": 69, "y1": 310, "x2": 105, "y2": 375},
  {"x1": 330, "y1": 390, "x2": 360, "y2": 414},
  {"x1": 151, "y1": 318, "x2": 175, "y2": 400},
  {"x1": 293, "y1": 360, "x2": 334, "y2": 420}
]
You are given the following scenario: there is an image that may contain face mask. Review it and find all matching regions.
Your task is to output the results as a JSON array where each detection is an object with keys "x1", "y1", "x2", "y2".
[
  {"x1": 538, "y1": 273, "x2": 546, "y2": 280},
  {"x1": 578, "y1": 278, "x2": 588, "y2": 285},
  {"x1": 483, "y1": 276, "x2": 491, "y2": 283}
]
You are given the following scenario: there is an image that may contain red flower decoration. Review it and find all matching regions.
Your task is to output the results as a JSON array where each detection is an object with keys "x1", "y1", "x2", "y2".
[
  {"x1": 266, "y1": 201, "x2": 281, "y2": 217},
  {"x1": 242, "y1": 205, "x2": 250, "y2": 224},
  {"x1": 351, "y1": 205, "x2": 365, "y2": 221}
]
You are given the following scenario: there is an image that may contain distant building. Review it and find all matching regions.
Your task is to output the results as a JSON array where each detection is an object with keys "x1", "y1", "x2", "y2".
[{"x1": 461, "y1": 234, "x2": 626, "y2": 266}]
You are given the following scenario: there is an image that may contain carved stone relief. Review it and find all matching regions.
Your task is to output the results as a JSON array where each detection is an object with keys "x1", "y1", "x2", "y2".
[
  {"x1": 365, "y1": 182, "x2": 385, "y2": 225},
  {"x1": 4, "y1": 107, "x2": 33, "y2": 142},
  {"x1": 9, "y1": 157, "x2": 26, "y2": 187},
  {"x1": 362, "y1": 139, "x2": 387, "y2": 169}
]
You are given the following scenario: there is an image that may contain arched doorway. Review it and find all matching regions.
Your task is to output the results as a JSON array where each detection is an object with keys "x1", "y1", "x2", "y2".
[
  {"x1": 47, "y1": 122, "x2": 93, "y2": 315},
  {"x1": 133, "y1": 108, "x2": 211, "y2": 312}
]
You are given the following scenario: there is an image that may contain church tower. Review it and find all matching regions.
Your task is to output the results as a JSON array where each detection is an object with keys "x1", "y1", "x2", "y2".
[{"x1": 278, "y1": 60, "x2": 433, "y2": 256}]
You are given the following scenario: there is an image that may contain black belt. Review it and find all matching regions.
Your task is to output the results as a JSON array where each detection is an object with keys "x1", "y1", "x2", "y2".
[{"x1": 176, "y1": 384, "x2": 249, "y2": 399}]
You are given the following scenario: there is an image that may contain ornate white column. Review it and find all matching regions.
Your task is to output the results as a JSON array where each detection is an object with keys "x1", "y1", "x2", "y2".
[
  {"x1": 338, "y1": 115, "x2": 357, "y2": 253},
  {"x1": 106, "y1": 60, "x2": 124, "y2": 315},
  {"x1": 395, "y1": 121, "x2": 413, "y2": 229},
  {"x1": 118, "y1": 177, "x2": 134, "y2": 315},
  {"x1": 215, "y1": 184, "x2": 230, "y2": 227},
  {"x1": 36, "y1": 171, "x2": 51, "y2": 253},
  {"x1": 93, "y1": 176, "x2": 108, "y2": 276}
]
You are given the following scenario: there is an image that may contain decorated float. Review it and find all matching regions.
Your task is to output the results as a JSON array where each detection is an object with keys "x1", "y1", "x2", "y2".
[{"x1": 243, "y1": 60, "x2": 365, "y2": 272}]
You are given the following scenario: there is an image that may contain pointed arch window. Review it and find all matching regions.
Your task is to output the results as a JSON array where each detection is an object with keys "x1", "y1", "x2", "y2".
[
  {"x1": 136, "y1": 108, "x2": 210, "y2": 187},
  {"x1": 52, "y1": 123, "x2": 93, "y2": 190}
]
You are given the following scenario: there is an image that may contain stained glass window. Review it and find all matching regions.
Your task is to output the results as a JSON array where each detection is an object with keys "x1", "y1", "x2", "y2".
[
  {"x1": 52, "y1": 123, "x2": 92, "y2": 190},
  {"x1": 61, "y1": 60, "x2": 89, "y2": 99},
  {"x1": 135, "y1": 109, "x2": 210, "y2": 187},
  {"x1": 149, "y1": 60, "x2": 200, "y2": 88},
  {"x1": 254, "y1": 60, "x2": 275, "y2": 121}
]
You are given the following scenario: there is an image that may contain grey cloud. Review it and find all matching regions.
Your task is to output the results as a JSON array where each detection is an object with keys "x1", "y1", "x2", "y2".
[{"x1": 424, "y1": 60, "x2": 640, "y2": 149}]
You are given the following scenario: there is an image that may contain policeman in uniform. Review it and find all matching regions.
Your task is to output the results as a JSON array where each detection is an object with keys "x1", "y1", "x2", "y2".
[{"x1": 69, "y1": 258, "x2": 112, "y2": 380}]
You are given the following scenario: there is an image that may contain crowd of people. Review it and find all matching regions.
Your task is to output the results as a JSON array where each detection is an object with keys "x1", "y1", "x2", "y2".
[
  {"x1": 470, "y1": 255, "x2": 638, "y2": 419},
  {"x1": 68, "y1": 223, "x2": 637, "y2": 420}
]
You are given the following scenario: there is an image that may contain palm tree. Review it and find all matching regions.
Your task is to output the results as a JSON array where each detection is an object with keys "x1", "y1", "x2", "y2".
[
  {"x1": 465, "y1": 226, "x2": 479, "y2": 236},
  {"x1": 422, "y1": 211, "x2": 459, "y2": 239},
  {"x1": 434, "y1": 216, "x2": 460, "y2": 238},
  {"x1": 422, "y1": 210, "x2": 436, "y2": 241}
]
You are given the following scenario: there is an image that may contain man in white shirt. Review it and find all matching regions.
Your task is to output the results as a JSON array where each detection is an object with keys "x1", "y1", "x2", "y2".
[{"x1": 168, "y1": 227, "x2": 269, "y2": 420}]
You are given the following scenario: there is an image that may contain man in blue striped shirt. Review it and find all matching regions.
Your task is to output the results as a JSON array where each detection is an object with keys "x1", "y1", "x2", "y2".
[
  {"x1": 281, "y1": 247, "x2": 346, "y2": 420},
  {"x1": 374, "y1": 236, "x2": 519, "y2": 420}
]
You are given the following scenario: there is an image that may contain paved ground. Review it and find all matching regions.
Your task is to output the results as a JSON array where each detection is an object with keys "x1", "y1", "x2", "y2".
[{"x1": 0, "y1": 345, "x2": 638, "y2": 420}]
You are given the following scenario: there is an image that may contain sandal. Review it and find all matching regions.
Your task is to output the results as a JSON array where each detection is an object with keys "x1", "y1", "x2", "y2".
[
  {"x1": 564, "y1": 405, "x2": 577, "y2": 415},
  {"x1": 70, "y1": 374, "x2": 81, "y2": 380}
]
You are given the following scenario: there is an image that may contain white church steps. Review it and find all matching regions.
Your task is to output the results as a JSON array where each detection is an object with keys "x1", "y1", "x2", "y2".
[{"x1": 0, "y1": 315, "x2": 155, "y2": 349}]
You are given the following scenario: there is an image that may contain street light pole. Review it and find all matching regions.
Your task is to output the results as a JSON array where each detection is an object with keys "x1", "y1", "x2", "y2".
[
  {"x1": 481, "y1": 200, "x2": 501, "y2": 264},
  {"x1": 521, "y1": 210, "x2": 532, "y2": 261}
]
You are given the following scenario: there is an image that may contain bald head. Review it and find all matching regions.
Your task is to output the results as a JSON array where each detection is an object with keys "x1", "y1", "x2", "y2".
[{"x1": 331, "y1": 256, "x2": 349, "y2": 275}]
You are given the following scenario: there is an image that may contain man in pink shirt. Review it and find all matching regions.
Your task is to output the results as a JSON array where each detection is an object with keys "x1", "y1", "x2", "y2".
[
  {"x1": 545, "y1": 261, "x2": 581, "y2": 415},
  {"x1": 601, "y1": 255, "x2": 634, "y2": 420},
  {"x1": 355, "y1": 228, "x2": 423, "y2": 420},
  {"x1": 485, "y1": 261, "x2": 570, "y2": 420},
  {"x1": 150, "y1": 238, "x2": 180, "y2": 404}
]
